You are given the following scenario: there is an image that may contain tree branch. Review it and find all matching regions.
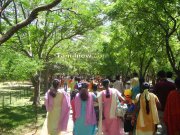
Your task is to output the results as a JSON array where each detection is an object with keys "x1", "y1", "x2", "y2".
[
  {"x1": 45, "y1": 25, "x2": 97, "y2": 61},
  {"x1": 46, "y1": 32, "x2": 78, "y2": 60},
  {"x1": 49, "y1": 7, "x2": 80, "y2": 15},
  {"x1": 12, "y1": 0, "x2": 18, "y2": 24},
  {"x1": 1, "y1": 13, "x2": 13, "y2": 26},
  {"x1": 165, "y1": 34, "x2": 178, "y2": 75},
  {"x1": 163, "y1": 6, "x2": 177, "y2": 37},
  {"x1": 143, "y1": 43, "x2": 161, "y2": 77},
  {"x1": 0, "y1": 0, "x2": 12, "y2": 16},
  {"x1": 20, "y1": 2, "x2": 26, "y2": 19},
  {"x1": 0, "y1": 0, "x2": 62, "y2": 45}
]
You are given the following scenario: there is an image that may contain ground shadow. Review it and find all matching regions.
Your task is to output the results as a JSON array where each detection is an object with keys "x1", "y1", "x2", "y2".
[{"x1": 0, "y1": 105, "x2": 46, "y2": 134}]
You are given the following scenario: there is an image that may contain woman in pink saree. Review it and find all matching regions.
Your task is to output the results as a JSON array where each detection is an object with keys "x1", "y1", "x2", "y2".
[
  {"x1": 98, "y1": 79, "x2": 125, "y2": 135},
  {"x1": 41, "y1": 79, "x2": 70, "y2": 135}
]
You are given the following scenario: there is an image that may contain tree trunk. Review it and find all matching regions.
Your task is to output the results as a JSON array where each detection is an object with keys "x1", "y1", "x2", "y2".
[
  {"x1": 43, "y1": 67, "x2": 50, "y2": 93},
  {"x1": 139, "y1": 57, "x2": 144, "y2": 79},
  {"x1": 31, "y1": 73, "x2": 41, "y2": 105},
  {"x1": 165, "y1": 35, "x2": 180, "y2": 77}
]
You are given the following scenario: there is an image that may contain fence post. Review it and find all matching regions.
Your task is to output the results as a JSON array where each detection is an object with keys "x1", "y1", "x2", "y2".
[
  {"x1": 16, "y1": 92, "x2": 17, "y2": 101},
  {"x1": 3, "y1": 95, "x2": 4, "y2": 109},
  {"x1": 20, "y1": 91, "x2": 21, "y2": 99},
  {"x1": 10, "y1": 92, "x2": 11, "y2": 104}
]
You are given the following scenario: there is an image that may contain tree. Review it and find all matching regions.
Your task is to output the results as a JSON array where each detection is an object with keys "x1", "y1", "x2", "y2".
[
  {"x1": 0, "y1": 0, "x2": 62, "y2": 45},
  {"x1": 0, "y1": 46, "x2": 42, "y2": 81},
  {"x1": 2, "y1": 0, "x2": 104, "y2": 105},
  {"x1": 106, "y1": 0, "x2": 180, "y2": 77}
]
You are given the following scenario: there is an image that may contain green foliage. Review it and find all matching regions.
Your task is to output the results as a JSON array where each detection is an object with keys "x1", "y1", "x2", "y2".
[
  {"x1": 0, "y1": 0, "x2": 179, "y2": 79},
  {"x1": 103, "y1": 0, "x2": 180, "y2": 77},
  {"x1": 0, "y1": 47, "x2": 43, "y2": 81}
]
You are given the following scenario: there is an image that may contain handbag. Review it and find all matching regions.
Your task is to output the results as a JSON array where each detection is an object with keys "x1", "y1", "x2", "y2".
[{"x1": 116, "y1": 97, "x2": 128, "y2": 117}]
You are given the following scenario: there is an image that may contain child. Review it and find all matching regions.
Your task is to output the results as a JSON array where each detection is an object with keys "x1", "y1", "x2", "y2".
[{"x1": 124, "y1": 89, "x2": 135, "y2": 135}]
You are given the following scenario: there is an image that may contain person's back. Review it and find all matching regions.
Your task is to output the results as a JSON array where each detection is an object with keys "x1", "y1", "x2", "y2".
[
  {"x1": 130, "y1": 72, "x2": 139, "y2": 88},
  {"x1": 113, "y1": 80, "x2": 124, "y2": 93},
  {"x1": 113, "y1": 75, "x2": 124, "y2": 93},
  {"x1": 47, "y1": 90, "x2": 63, "y2": 134},
  {"x1": 73, "y1": 82, "x2": 97, "y2": 135},
  {"x1": 154, "y1": 79, "x2": 175, "y2": 111},
  {"x1": 136, "y1": 82, "x2": 160, "y2": 135},
  {"x1": 154, "y1": 70, "x2": 175, "y2": 111},
  {"x1": 98, "y1": 79, "x2": 125, "y2": 135},
  {"x1": 42, "y1": 79, "x2": 70, "y2": 135},
  {"x1": 130, "y1": 77, "x2": 139, "y2": 88}
]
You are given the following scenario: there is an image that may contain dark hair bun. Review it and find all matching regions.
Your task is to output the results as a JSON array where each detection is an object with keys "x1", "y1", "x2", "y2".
[{"x1": 102, "y1": 79, "x2": 110, "y2": 87}]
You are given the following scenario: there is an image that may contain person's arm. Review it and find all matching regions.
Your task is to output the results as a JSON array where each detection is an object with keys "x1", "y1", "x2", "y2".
[
  {"x1": 155, "y1": 94, "x2": 161, "y2": 110},
  {"x1": 153, "y1": 84, "x2": 158, "y2": 95},
  {"x1": 116, "y1": 90, "x2": 125, "y2": 102}
]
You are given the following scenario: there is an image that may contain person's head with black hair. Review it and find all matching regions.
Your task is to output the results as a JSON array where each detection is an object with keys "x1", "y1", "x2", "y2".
[
  {"x1": 50, "y1": 79, "x2": 60, "y2": 98},
  {"x1": 102, "y1": 79, "x2": 110, "y2": 98},
  {"x1": 92, "y1": 84, "x2": 98, "y2": 92},
  {"x1": 52, "y1": 79, "x2": 60, "y2": 89},
  {"x1": 175, "y1": 77, "x2": 180, "y2": 90},
  {"x1": 157, "y1": 70, "x2": 166, "y2": 79},
  {"x1": 70, "y1": 76, "x2": 74, "y2": 80},
  {"x1": 115, "y1": 75, "x2": 120, "y2": 80},
  {"x1": 76, "y1": 77, "x2": 81, "y2": 82},
  {"x1": 77, "y1": 83, "x2": 82, "y2": 90},
  {"x1": 79, "y1": 82, "x2": 89, "y2": 101},
  {"x1": 71, "y1": 89, "x2": 79, "y2": 100},
  {"x1": 166, "y1": 71, "x2": 173, "y2": 78},
  {"x1": 139, "y1": 77, "x2": 145, "y2": 93},
  {"x1": 142, "y1": 82, "x2": 150, "y2": 91},
  {"x1": 133, "y1": 72, "x2": 138, "y2": 77},
  {"x1": 92, "y1": 83, "x2": 98, "y2": 96},
  {"x1": 102, "y1": 79, "x2": 110, "y2": 89}
]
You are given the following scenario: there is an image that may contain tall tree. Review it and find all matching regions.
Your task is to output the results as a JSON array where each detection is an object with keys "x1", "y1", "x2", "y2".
[{"x1": 4, "y1": 0, "x2": 104, "y2": 105}]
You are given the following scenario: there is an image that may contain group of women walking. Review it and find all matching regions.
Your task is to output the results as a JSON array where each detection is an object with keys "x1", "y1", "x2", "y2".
[{"x1": 41, "y1": 75, "x2": 180, "y2": 135}]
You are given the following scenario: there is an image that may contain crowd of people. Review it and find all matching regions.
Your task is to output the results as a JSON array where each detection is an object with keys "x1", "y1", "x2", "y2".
[{"x1": 41, "y1": 70, "x2": 180, "y2": 135}]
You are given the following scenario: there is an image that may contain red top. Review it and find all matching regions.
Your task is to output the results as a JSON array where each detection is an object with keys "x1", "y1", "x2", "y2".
[{"x1": 164, "y1": 90, "x2": 180, "y2": 135}]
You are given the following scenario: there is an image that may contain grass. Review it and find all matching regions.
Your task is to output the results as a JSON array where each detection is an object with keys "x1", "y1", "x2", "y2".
[
  {"x1": 0, "y1": 100, "x2": 46, "y2": 135},
  {"x1": 0, "y1": 82, "x2": 46, "y2": 135}
]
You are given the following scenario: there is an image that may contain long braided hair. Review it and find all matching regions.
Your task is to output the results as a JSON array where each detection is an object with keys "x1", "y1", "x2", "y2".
[{"x1": 142, "y1": 82, "x2": 150, "y2": 115}]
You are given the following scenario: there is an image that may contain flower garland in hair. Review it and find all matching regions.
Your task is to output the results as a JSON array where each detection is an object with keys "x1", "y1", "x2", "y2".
[{"x1": 144, "y1": 89, "x2": 150, "y2": 101}]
